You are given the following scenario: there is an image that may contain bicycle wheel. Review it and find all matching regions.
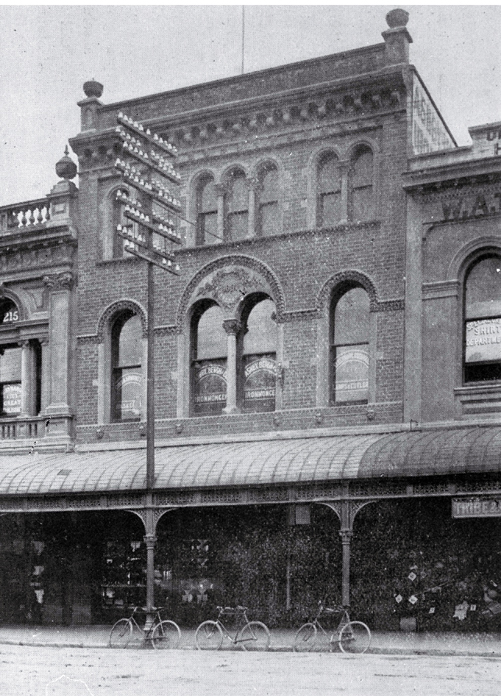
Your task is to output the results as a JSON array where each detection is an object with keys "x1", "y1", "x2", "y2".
[
  {"x1": 293, "y1": 623, "x2": 317, "y2": 652},
  {"x1": 195, "y1": 620, "x2": 223, "y2": 650},
  {"x1": 151, "y1": 620, "x2": 181, "y2": 650},
  {"x1": 238, "y1": 621, "x2": 270, "y2": 651},
  {"x1": 109, "y1": 618, "x2": 133, "y2": 648},
  {"x1": 339, "y1": 621, "x2": 371, "y2": 654}
]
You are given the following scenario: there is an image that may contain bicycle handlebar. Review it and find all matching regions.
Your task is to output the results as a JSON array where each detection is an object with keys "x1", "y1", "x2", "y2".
[{"x1": 216, "y1": 605, "x2": 248, "y2": 614}]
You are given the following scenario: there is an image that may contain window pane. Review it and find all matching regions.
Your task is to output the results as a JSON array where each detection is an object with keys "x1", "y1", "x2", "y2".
[
  {"x1": 465, "y1": 318, "x2": 501, "y2": 364},
  {"x1": 192, "y1": 358, "x2": 227, "y2": 415},
  {"x1": 243, "y1": 299, "x2": 277, "y2": 355},
  {"x1": 260, "y1": 167, "x2": 278, "y2": 203},
  {"x1": 1, "y1": 383, "x2": 21, "y2": 415},
  {"x1": 228, "y1": 173, "x2": 247, "y2": 212},
  {"x1": 0, "y1": 347, "x2": 21, "y2": 382},
  {"x1": 466, "y1": 257, "x2": 501, "y2": 319},
  {"x1": 333, "y1": 288, "x2": 370, "y2": 345},
  {"x1": 200, "y1": 212, "x2": 219, "y2": 245},
  {"x1": 320, "y1": 192, "x2": 342, "y2": 227},
  {"x1": 0, "y1": 300, "x2": 19, "y2": 325},
  {"x1": 196, "y1": 305, "x2": 227, "y2": 360},
  {"x1": 115, "y1": 315, "x2": 142, "y2": 367},
  {"x1": 332, "y1": 345, "x2": 369, "y2": 403},
  {"x1": 351, "y1": 186, "x2": 374, "y2": 222},
  {"x1": 228, "y1": 211, "x2": 248, "y2": 241},
  {"x1": 351, "y1": 149, "x2": 373, "y2": 187},
  {"x1": 112, "y1": 367, "x2": 142, "y2": 421},
  {"x1": 243, "y1": 354, "x2": 276, "y2": 412},
  {"x1": 200, "y1": 179, "x2": 217, "y2": 213},
  {"x1": 259, "y1": 202, "x2": 279, "y2": 237},
  {"x1": 318, "y1": 156, "x2": 341, "y2": 194}
]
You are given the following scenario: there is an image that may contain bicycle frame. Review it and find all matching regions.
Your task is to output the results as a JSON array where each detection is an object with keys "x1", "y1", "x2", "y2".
[
  {"x1": 215, "y1": 606, "x2": 251, "y2": 644},
  {"x1": 312, "y1": 605, "x2": 349, "y2": 645}
]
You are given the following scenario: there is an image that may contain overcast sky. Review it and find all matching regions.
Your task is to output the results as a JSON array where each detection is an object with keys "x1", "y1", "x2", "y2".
[{"x1": 0, "y1": 4, "x2": 500, "y2": 207}]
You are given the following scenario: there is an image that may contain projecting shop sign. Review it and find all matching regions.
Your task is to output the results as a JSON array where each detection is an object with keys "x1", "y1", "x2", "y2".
[{"x1": 452, "y1": 497, "x2": 501, "y2": 518}]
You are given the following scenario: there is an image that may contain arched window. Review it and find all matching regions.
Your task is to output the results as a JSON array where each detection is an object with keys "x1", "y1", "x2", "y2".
[
  {"x1": 464, "y1": 255, "x2": 501, "y2": 383},
  {"x1": 317, "y1": 153, "x2": 341, "y2": 228},
  {"x1": 240, "y1": 296, "x2": 277, "y2": 412},
  {"x1": 226, "y1": 170, "x2": 248, "y2": 241},
  {"x1": 349, "y1": 146, "x2": 374, "y2": 222},
  {"x1": 257, "y1": 165, "x2": 279, "y2": 237},
  {"x1": 331, "y1": 286, "x2": 370, "y2": 403},
  {"x1": 196, "y1": 176, "x2": 218, "y2": 246},
  {"x1": 111, "y1": 312, "x2": 142, "y2": 421},
  {"x1": 191, "y1": 303, "x2": 227, "y2": 415}
]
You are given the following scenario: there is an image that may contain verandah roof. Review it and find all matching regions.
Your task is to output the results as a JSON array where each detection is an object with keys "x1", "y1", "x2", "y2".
[{"x1": 0, "y1": 425, "x2": 499, "y2": 497}]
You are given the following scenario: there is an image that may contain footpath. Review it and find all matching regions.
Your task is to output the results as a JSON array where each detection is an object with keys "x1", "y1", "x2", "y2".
[{"x1": 0, "y1": 624, "x2": 500, "y2": 657}]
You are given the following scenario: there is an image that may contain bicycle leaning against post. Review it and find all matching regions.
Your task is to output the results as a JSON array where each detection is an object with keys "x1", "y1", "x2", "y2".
[
  {"x1": 195, "y1": 605, "x2": 270, "y2": 651},
  {"x1": 293, "y1": 603, "x2": 371, "y2": 654},
  {"x1": 109, "y1": 606, "x2": 181, "y2": 649}
]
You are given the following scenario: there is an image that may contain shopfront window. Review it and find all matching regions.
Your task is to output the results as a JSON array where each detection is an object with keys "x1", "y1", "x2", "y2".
[
  {"x1": 241, "y1": 297, "x2": 277, "y2": 412},
  {"x1": 111, "y1": 312, "x2": 142, "y2": 421},
  {"x1": 331, "y1": 286, "x2": 370, "y2": 403},
  {"x1": 191, "y1": 303, "x2": 227, "y2": 415},
  {"x1": 464, "y1": 255, "x2": 501, "y2": 383}
]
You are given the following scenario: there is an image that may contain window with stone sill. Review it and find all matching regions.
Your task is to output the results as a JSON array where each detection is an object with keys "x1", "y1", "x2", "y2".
[
  {"x1": 464, "y1": 255, "x2": 501, "y2": 383},
  {"x1": 256, "y1": 165, "x2": 279, "y2": 237},
  {"x1": 111, "y1": 312, "x2": 142, "y2": 422},
  {"x1": 225, "y1": 170, "x2": 248, "y2": 242},
  {"x1": 196, "y1": 176, "x2": 219, "y2": 247},
  {"x1": 349, "y1": 146, "x2": 374, "y2": 223},
  {"x1": 317, "y1": 153, "x2": 342, "y2": 228},
  {"x1": 330, "y1": 285, "x2": 370, "y2": 404}
]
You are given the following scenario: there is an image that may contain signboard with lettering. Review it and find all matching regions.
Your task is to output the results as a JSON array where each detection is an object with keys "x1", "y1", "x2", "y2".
[
  {"x1": 452, "y1": 497, "x2": 501, "y2": 518},
  {"x1": 243, "y1": 355, "x2": 276, "y2": 412},
  {"x1": 465, "y1": 318, "x2": 501, "y2": 364},
  {"x1": 113, "y1": 372, "x2": 142, "y2": 421},
  {"x1": 2, "y1": 383, "x2": 21, "y2": 415},
  {"x1": 193, "y1": 360, "x2": 227, "y2": 415},
  {"x1": 412, "y1": 76, "x2": 455, "y2": 155},
  {"x1": 332, "y1": 348, "x2": 369, "y2": 403}
]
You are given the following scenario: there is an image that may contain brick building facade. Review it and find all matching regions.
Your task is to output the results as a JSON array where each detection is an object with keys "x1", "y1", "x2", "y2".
[{"x1": 0, "y1": 8, "x2": 501, "y2": 631}]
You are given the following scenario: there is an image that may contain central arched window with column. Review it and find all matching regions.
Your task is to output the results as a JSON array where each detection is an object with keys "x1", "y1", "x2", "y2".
[
  {"x1": 111, "y1": 311, "x2": 143, "y2": 421},
  {"x1": 196, "y1": 176, "x2": 219, "y2": 246},
  {"x1": 464, "y1": 254, "x2": 501, "y2": 383},
  {"x1": 330, "y1": 285, "x2": 370, "y2": 404},
  {"x1": 226, "y1": 169, "x2": 248, "y2": 241},
  {"x1": 239, "y1": 295, "x2": 277, "y2": 412},
  {"x1": 191, "y1": 301, "x2": 227, "y2": 415},
  {"x1": 317, "y1": 152, "x2": 342, "y2": 228}
]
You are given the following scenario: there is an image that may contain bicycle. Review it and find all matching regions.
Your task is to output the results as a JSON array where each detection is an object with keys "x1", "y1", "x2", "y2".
[
  {"x1": 195, "y1": 605, "x2": 270, "y2": 651},
  {"x1": 293, "y1": 603, "x2": 371, "y2": 654},
  {"x1": 109, "y1": 606, "x2": 181, "y2": 649}
]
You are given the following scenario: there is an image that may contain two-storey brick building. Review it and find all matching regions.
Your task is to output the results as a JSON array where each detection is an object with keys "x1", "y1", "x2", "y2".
[{"x1": 1, "y1": 8, "x2": 501, "y2": 632}]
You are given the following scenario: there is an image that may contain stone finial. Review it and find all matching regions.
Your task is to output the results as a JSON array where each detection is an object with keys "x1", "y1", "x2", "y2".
[
  {"x1": 386, "y1": 8, "x2": 409, "y2": 28},
  {"x1": 83, "y1": 79, "x2": 103, "y2": 99},
  {"x1": 55, "y1": 146, "x2": 77, "y2": 181}
]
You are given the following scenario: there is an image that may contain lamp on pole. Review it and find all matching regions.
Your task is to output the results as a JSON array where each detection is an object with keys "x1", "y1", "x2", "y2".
[{"x1": 114, "y1": 113, "x2": 182, "y2": 627}]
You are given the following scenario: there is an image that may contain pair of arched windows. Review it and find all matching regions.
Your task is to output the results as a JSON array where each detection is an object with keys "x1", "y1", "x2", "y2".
[
  {"x1": 196, "y1": 165, "x2": 279, "y2": 246},
  {"x1": 191, "y1": 296, "x2": 277, "y2": 415},
  {"x1": 317, "y1": 145, "x2": 374, "y2": 228}
]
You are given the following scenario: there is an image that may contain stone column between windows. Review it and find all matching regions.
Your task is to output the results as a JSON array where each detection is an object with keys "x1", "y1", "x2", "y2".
[
  {"x1": 247, "y1": 178, "x2": 259, "y2": 238},
  {"x1": 222, "y1": 319, "x2": 241, "y2": 414},
  {"x1": 19, "y1": 340, "x2": 33, "y2": 417},
  {"x1": 39, "y1": 338, "x2": 49, "y2": 415},
  {"x1": 43, "y1": 272, "x2": 74, "y2": 416},
  {"x1": 214, "y1": 183, "x2": 226, "y2": 243},
  {"x1": 339, "y1": 160, "x2": 351, "y2": 224}
]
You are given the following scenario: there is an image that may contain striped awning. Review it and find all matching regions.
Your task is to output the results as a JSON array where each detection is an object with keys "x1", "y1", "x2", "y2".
[{"x1": 0, "y1": 425, "x2": 500, "y2": 497}]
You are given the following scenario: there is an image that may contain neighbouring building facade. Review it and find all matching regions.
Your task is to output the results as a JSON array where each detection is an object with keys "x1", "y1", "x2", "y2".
[{"x1": 0, "y1": 8, "x2": 501, "y2": 632}]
